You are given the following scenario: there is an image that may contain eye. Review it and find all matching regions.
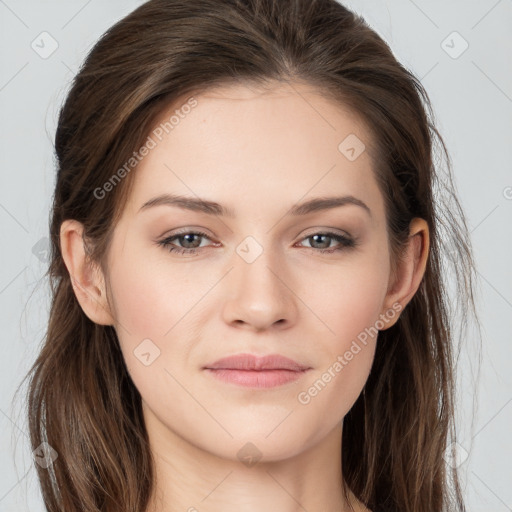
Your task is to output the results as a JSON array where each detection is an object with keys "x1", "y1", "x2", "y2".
[
  {"x1": 157, "y1": 230, "x2": 357, "y2": 256},
  {"x1": 296, "y1": 232, "x2": 356, "y2": 253},
  {"x1": 157, "y1": 230, "x2": 213, "y2": 256}
]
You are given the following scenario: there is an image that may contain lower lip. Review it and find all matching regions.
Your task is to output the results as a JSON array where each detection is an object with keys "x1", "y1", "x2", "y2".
[{"x1": 204, "y1": 368, "x2": 309, "y2": 388}]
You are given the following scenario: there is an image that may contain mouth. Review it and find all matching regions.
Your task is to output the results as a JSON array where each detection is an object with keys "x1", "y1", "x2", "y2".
[{"x1": 203, "y1": 353, "x2": 311, "y2": 389}]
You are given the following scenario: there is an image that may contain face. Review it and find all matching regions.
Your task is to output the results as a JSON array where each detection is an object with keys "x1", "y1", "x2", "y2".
[{"x1": 102, "y1": 81, "x2": 398, "y2": 462}]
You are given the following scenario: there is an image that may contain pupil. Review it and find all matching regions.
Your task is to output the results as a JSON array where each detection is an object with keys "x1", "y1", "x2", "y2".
[
  {"x1": 313, "y1": 234, "x2": 330, "y2": 248},
  {"x1": 182, "y1": 234, "x2": 199, "y2": 248}
]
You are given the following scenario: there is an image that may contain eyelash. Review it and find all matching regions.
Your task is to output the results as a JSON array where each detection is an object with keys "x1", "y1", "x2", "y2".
[{"x1": 156, "y1": 230, "x2": 357, "y2": 256}]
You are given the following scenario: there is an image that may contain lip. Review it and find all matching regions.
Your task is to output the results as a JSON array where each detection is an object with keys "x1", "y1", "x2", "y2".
[{"x1": 203, "y1": 353, "x2": 311, "y2": 389}]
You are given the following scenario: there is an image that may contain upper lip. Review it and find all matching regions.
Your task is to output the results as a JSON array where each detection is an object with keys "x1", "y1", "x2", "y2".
[{"x1": 204, "y1": 353, "x2": 310, "y2": 371}]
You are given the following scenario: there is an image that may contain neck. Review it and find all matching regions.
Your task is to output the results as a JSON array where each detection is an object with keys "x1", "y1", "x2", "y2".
[{"x1": 143, "y1": 408, "x2": 367, "y2": 512}]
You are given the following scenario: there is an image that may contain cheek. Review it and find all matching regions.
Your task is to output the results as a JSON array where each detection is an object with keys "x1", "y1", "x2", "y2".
[
  {"x1": 106, "y1": 259, "x2": 201, "y2": 412},
  {"x1": 105, "y1": 242, "x2": 227, "y2": 410},
  {"x1": 104, "y1": 243, "x2": 192, "y2": 378},
  {"x1": 299, "y1": 249, "x2": 389, "y2": 404},
  {"x1": 308, "y1": 253, "x2": 390, "y2": 345},
  {"x1": 295, "y1": 278, "x2": 384, "y2": 428},
  {"x1": 106, "y1": 241, "x2": 210, "y2": 340},
  {"x1": 109, "y1": 265, "x2": 168, "y2": 339}
]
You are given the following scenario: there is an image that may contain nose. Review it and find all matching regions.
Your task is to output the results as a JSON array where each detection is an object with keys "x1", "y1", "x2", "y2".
[{"x1": 221, "y1": 245, "x2": 298, "y2": 332}]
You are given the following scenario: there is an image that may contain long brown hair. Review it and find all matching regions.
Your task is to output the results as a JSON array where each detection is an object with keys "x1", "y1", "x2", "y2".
[{"x1": 17, "y1": 0, "x2": 478, "y2": 510}]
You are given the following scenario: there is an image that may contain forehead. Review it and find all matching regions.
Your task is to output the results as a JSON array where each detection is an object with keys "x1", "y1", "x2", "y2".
[{"x1": 123, "y1": 81, "x2": 382, "y2": 220}]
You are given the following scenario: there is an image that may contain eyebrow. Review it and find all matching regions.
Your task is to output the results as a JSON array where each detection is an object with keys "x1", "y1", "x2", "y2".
[{"x1": 138, "y1": 193, "x2": 371, "y2": 218}]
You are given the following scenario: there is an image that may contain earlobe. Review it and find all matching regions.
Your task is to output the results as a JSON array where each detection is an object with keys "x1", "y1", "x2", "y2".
[
  {"x1": 60, "y1": 219, "x2": 115, "y2": 326},
  {"x1": 380, "y1": 218, "x2": 430, "y2": 329}
]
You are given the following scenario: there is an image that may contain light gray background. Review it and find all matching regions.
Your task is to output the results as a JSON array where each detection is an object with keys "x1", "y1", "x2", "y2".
[{"x1": 0, "y1": 0, "x2": 511, "y2": 510}]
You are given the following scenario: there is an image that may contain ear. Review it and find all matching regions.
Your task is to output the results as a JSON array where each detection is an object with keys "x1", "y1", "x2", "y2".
[
  {"x1": 60, "y1": 219, "x2": 115, "y2": 326},
  {"x1": 380, "y1": 217, "x2": 430, "y2": 329}
]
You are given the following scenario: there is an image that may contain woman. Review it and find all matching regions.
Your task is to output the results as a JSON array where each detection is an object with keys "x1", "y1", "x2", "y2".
[{"x1": 22, "y1": 0, "x2": 477, "y2": 510}]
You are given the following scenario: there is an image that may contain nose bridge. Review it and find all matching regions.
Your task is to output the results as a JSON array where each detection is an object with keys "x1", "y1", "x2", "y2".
[
  {"x1": 233, "y1": 232, "x2": 285, "y2": 294},
  {"x1": 221, "y1": 232, "x2": 297, "y2": 330}
]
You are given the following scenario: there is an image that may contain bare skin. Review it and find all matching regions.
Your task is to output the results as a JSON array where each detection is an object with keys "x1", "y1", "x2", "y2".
[{"x1": 60, "y1": 81, "x2": 429, "y2": 512}]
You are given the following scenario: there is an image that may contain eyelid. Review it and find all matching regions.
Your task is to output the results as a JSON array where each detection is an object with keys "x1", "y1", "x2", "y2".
[
  {"x1": 300, "y1": 227, "x2": 353, "y2": 239},
  {"x1": 161, "y1": 226, "x2": 215, "y2": 238}
]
